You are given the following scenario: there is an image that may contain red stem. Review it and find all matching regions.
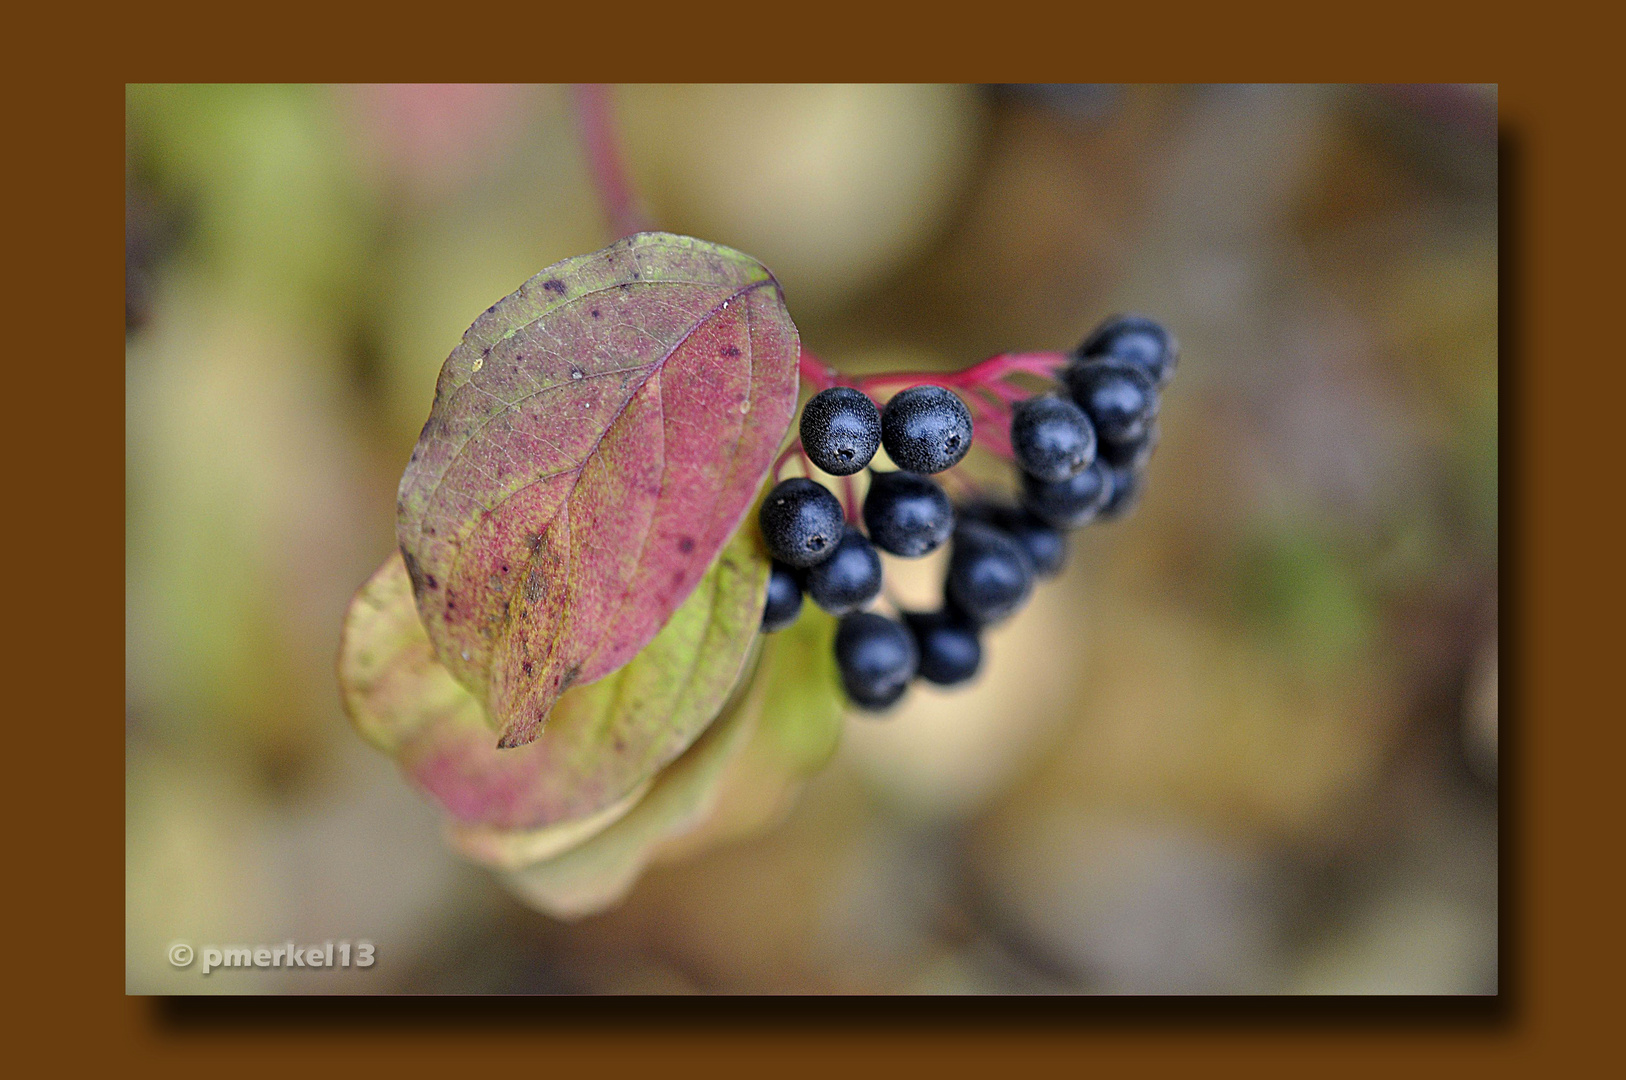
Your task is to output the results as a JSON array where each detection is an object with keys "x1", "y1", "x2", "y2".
[
  {"x1": 841, "y1": 473, "x2": 859, "y2": 524},
  {"x1": 796, "y1": 347, "x2": 1060, "y2": 467},
  {"x1": 773, "y1": 441, "x2": 804, "y2": 481},
  {"x1": 851, "y1": 351, "x2": 1070, "y2": 395},
  {"x1": 573, "y1": 84, "x2": 651, "y2": 239},
  {"x1": 798, "y1": 348, "x2": 844, "y2": 391},
  {"x1": 565, "y1": 90, "x2": 1057, "y2": 482}
]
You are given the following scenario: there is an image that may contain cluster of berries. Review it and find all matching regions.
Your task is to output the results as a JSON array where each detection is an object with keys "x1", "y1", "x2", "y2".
[{"x1": 759, "y1": 315, "x2": 1177, "y2": 711}]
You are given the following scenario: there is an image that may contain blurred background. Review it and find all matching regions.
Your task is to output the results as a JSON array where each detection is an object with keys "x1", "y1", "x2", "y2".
[{"x1": 126, "y1": 83, "x2": 1498, "y2": 994}]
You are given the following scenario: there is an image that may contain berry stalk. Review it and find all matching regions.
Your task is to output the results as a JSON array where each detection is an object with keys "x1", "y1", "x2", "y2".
[
  {"x1": 796, "y1": 347, "x2": 1070, "y2": 466},
  {"x1": 573, "y1": 84, "x2": 653, "y2": 239}
]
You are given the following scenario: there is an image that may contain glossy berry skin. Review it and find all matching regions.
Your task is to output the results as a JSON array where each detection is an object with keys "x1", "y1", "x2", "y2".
[
  {"x1": 958, "y1": 501, "x2": 1067, "y2": 577},
  {"x1": 995, "y1": 506, "x2": 1067, "y2": 577},
  {"x1": 863, "y1": 470, "x2": 954, "y2": 557},
  {"x1": 880, "y1": 385, "x2": 974, "y2": 474},
  {"x1": 1020, "y1": 460, "x2": 1112, "y2": 529},
  {"x1": 1098, "y1": 463, "x2": 1144, "y2": 521},
  {"x1": 835, "y1": 611, "x2": 918, "y2": 711},
  {"x1": 761, "y1": 561, "x2": 805, "y2": 632},
  {"x1": 1010, "y1": 394, "x2": 1096, "y2": 483},
  {"x1": 800, "y1": 387, "x2": 882, "y2": 476},
  {"x1": 946, "y1": 520, "x2": 1035, "y2": 625},
  {"x1": 905, "y1": 609, "x2": 982, "y2": 686},
  {"x1": 805, "y1": 526, "x2": 883, "y2": 616},
  {"x1": 1077, "y1": 314, "x2": 1178, "y2": 388},
  {"x1": 759, "y1": 477, "x2": 844, "y2": 568},
  {"x1": 1065, "y1": 358, "x2": 1159, "y2": 444},
  {"x1": 1098, "y1": 419, "x2": 1159, "y2": 471}
]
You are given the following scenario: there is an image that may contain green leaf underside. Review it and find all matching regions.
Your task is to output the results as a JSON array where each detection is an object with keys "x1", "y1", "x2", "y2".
[
  {"x1": 337, "y1": 515, "x2": 770, "y2": 830},
  {"x1": 394, "y1": 233, "x2": 800, "y2": 748},
  {"x1": 500, "y1": 609, "x2": 845, "y2": 919}
]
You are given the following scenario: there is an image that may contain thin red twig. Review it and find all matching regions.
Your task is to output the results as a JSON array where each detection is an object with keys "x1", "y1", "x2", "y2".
[
  {"x1": 773, "y1": 441, "x2": 805, "y2": 481},
  {"x1": 572, "y1": 84, "x2": 652, "y2": 239},
  {"x1": 851, "y1": 351, "x2": 1070, "y2": 395},
  {"x1": 841, "y1": 473, "x2": 860, "y2": 524},
  {"x1": 798, "y1": 348, "x2": 845, "y2": 392}
]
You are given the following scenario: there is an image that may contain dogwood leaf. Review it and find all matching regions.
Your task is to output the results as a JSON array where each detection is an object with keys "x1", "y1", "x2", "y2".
[
  {"x1": 395, "y1": 232, "x2": 799, "y2": 747},
  {"x1": 338, "y1": 516, "x2": 769, "y2": 830}
]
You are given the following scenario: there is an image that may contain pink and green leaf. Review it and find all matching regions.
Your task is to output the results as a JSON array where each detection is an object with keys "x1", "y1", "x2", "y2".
[
  {"x1": 339, "y1": 517, "x2": 769, "y2": 830},
  {"x1": 395, "y1": 232, "x2": 800, "y2": 748},
  {"x1": 499, "y1": 609, "x2": 845, "y2": 919}
]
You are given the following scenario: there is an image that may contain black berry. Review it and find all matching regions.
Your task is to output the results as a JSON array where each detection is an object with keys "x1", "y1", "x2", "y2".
[
  {"x1": 804, "y1": 526, "x2": 883, "y2": 616},
  {"x1": 995, "y1": 506, "x2": 1067, "y2": 577},
  {"x1": 1098, "y1": 463, "x2": 1144, "y2": 521},
  {"x1": 759, "y1": 477, "x2": 844, "y2": 568},
  {"x1": 799, "y1": 387, "x2": 882, "y2": 476},
  {"x1": 835, "y1": 611, "x2": 918, "y2": 711},
  {"x1": 1010, "y1": 394, "x2": 1096, "y2": 482},
  {"x1": 880, "y1": 385, "x2": 973, "y2": 474},
  {"x1": 957, "y1": 501, "x2": 1067, "y2": 577},
  {"x1": 905, "y1": 609, "x2": 982, "y2": 686},
  {"x1": 1065, "y1": 358, "x2": 1159, "y2": 444},
  {"x1": 946, "y1": 520, "x2": 1035, "y2": 625},
  {"x1": 1076, "y1": 314, "x2": 1178, "y2": 388},
  {"x1": 761, "y1": 561, "x2": 804, "y2": 632},
  {"x1": 863, "y1": 470, "x2": 954, "y2": 557},
  {"x1": 1098, "y1": 419, "x2": 1159, "y2": 471},
  {"x1": 1020, "y1": 460, "x2": 1112, "y2": 529}
]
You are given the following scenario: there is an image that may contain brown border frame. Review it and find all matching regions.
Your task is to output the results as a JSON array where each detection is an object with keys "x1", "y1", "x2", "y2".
[{"x1": 15, "y1": 5, "x2": 1612, "y2": 1069}]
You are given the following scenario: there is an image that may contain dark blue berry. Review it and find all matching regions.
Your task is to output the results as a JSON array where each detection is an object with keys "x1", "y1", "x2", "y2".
[
  {"x1": 1065, "y1": 358, "x2": 1158, "y2": 444},
  {"x1": 799, "y1": 387, "x2": 882, "y2": 476},
  {"x1": 995, "y1": 506, "x2": 1068, "y2": 577},
  {"x1": 1076, "y1": 314, "x2": 1178, "y2": 388},
  {"x1": 1020, "y1": 460, "x2": 1112, "y2": 529},
  {"x1": 905, "y1": 609, "x2": 982, "y2": 686},
  {"x1": 835, "y1": 611, "x2": 918, "y2": 711},
  {"x1": 759, "y1": 477, "x2": 844, "y2": 568},
  {"x1": 946, "y1": 520, "x2": 1035, "y2": 625},
  {"x1": 1098, "y1": 463, "x2": 1144, "y2": 521},
  {"x1": 953, "y1": 499, "x2": 1001, "y2": 526},
  {"x1": 1010, "y1": 394, "x2": 1096, "y2": 482},
  {"x1": 1098, "y1": 419, "x2": 1159, "y2": 471},
  {"x1": 957, "y1": 500, "x2": 1068, "y2": 576},
  {"x1": 880, "y1": 385, "x2": 973, "y2": 474},
  {"x1": 862, "y1": 470, "x2": 954, "y2": 557},
  {"x1": 761, "y1": 561, "x2": 804, "y2": 632},
  {"x1": 804, "y1": 526, "x2": 883, "y2": 616}
]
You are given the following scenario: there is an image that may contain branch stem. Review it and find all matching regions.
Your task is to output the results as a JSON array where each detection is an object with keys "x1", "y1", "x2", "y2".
[{"x1": 572, "y1": 84, "x2": 651, "y2": 239}]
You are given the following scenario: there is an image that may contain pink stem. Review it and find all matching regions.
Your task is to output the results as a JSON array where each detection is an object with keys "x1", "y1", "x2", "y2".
[
  {"x1": 773, "y1": 441, "x2": 805, "y2": 481},
  {"x1": 841, "y1": 473, "x2": 860, "y2": 524},
  {"x1": 798, "y1": 348, "x2": 845, "y2": 392},
  {"x1": 853, "y1": 351, "x2": 1070, "y2": 395},
  {"x1": 984, "y1": 379, "x2": 1029, "y2": 404},
  {"x1": 573, "y1": 84, "x2": 651, "y2": 239},
  {"x1": 796, "y1": 348, "x2": 1058, "y2": 462},
  {"x1": 975, "y1": 418, "x2": 1015, "y2": 461}
]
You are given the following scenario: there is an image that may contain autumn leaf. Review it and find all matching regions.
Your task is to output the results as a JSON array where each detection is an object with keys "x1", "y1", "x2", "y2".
[
  {"x1": 338, "y1": 518, "x2": 769, "y2": 830},
  {"x1": 499, "y1": 609, "x2": 846, "y2": 919},
  {"x1": 395, "y1": 232, "x2": 800, "y2": 747}
]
